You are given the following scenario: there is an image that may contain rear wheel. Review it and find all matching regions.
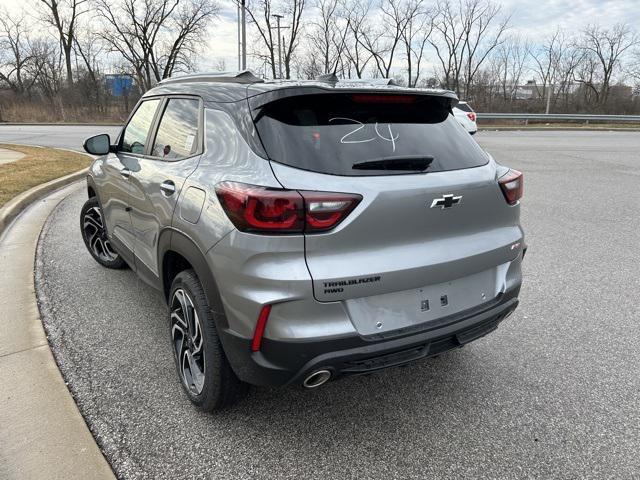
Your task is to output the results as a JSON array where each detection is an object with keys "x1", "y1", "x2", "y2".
[
  {"x1": 80, "y1": 197, "x2": 126, "y2": 269},
  {"x1": 169, "y1": 269, "x2": 247, "y2": 411}
]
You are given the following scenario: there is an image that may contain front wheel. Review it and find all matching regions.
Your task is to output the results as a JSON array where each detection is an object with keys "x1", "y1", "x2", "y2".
[
  {"x1": 169, "y1": 269, "x2": 247, "y2": 411},
  {"x1": 80, "y1": 197, "x2": 126, "y2": 269}
]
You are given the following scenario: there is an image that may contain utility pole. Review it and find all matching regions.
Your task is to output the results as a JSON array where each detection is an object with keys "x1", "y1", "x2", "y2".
[
  {"x1": 545, "y1": 80, "x2": 552, "y2": 114},
  {"x1": 272, "y1": 14, "x2": 284, "y2": 79},
  {"x1": 241, "y1": 0, "x2": 246, "y2": 70},
  {"x1": 237, "y1": 0, "x2": 247, "y2": 70}
]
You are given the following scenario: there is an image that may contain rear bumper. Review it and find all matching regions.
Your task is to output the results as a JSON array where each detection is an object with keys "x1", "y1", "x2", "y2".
[{"x1": 219, "y1": 284, "x2": 520, "y2": 387}]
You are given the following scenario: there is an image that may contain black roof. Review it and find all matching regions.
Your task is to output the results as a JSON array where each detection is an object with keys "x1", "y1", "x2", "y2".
[{"x1": 144, "y1": 71, "x2": 459, "y2": 105}]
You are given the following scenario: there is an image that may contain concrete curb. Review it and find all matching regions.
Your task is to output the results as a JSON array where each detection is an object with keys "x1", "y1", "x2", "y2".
[
  {"x1": 0, "y1": 168, "x2": 88, "y2": 239},
  {"x1": 0, "y1": 182, "x2": 115, "y2": 480}
]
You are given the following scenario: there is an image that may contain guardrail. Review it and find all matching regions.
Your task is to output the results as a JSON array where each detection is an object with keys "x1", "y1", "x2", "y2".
[{"x1": 477, "y1": 113, "x2": 640, "y2": 123}]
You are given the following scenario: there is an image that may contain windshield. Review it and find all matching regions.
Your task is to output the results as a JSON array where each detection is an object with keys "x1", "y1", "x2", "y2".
[{"x1": 254, "y1": 93, "x2": 488, "y2": 176}]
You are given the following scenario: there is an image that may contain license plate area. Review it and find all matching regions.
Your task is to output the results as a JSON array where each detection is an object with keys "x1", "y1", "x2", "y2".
[{"x1": 344, "y1": 268, "x2": 497, "y2": 336}]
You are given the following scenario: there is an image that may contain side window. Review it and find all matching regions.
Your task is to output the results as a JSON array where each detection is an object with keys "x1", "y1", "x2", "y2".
[
  {"x1": 152, "y1": 98, "x2": 200, "y2": 160},
  {"x1": 121, "y1": 99, "x2": 161, "y2": 154}
]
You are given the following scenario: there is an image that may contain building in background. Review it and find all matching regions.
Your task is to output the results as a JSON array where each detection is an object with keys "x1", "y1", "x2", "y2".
[{"x1": 105, "y1": 74, "x2": 135, "y2": 97}]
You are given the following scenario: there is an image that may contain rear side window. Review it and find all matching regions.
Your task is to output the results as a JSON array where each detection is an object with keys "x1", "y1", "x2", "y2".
[
  {"x1": 254, "y1": 94, "x2": 487, "y2": 176},
  {"x1": 152, "y1": 98, "x2": 200, "y2": 160},
  {"x1": 121, "y1": 99, "x2": 161, "y2": 154}
]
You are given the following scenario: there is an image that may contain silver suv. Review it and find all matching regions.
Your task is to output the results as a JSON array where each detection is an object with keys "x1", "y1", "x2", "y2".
[{"x1": 81, "y1": 72, "x2": 525, "y2": 411}]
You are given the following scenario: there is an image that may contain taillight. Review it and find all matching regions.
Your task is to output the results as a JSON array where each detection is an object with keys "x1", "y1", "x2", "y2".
[
  {"x1": 215, "y1": 182, "x2": 361, "y2": 234},
  {"x1": 467, "y1": 112, "x2": 476, "y2": 122},
  {"x1": 303, "y1": 193, "x2": 361, "y2": 232},
  {"x1": 498, "y1": 170, "x2": 524, "y2": 205}
]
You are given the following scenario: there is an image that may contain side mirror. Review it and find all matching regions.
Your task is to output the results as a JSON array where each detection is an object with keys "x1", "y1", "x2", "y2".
[{"x1": 83, "y1": 134, "x2": 112, "y2": 155}]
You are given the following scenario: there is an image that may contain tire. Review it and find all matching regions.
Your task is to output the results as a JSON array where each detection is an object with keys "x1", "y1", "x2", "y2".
[
  {"x1": 169, "y1": 269, "x2": 248, "y2": 411},
  {"x1": 80, "y1": 197, "x2": 126, "y2": 269}
]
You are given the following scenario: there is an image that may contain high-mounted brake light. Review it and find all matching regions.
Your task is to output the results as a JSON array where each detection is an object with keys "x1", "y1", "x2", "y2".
[
  {"x1": 215, "y1": 182, "x2": 361, "y2": 234},
  {"x1": 498, "y1": 170, "x2": 524, "y2": 205},
  {"x1": 251, "y1": 304, "x2": 272, "y2": 352},
  {"x1": 350, "y1": 94, "x2": 416, "y2": 104}
]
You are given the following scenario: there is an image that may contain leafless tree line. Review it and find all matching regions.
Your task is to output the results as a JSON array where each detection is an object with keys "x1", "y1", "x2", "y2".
[
  {"x1": 1, "y1": 0, "x2": 640, "y2": 121},
  {"x1": 244, "y1": 0, "x2": 639, "y2": 112},
  {"x1": 0, "y1": 0, "x2": 218, "y2": 121}
]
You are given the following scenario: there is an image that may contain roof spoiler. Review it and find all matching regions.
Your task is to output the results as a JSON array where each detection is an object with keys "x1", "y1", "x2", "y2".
[
  {"x1": 159, "y1": 71, "x2": 263, "y2": 85},
  {"x1": 315, "y1": 74, "x2": 399, "y2": 86}
]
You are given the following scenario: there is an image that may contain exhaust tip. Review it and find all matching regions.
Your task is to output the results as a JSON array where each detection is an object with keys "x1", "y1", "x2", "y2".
[{"x1": 302, "y1": 369, "x2": 332, "y2": 389}]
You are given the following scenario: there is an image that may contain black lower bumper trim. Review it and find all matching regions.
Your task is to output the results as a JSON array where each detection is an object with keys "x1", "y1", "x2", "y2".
[{"x1": 219, "y1": 286, "x2": 520, "y2": 387}]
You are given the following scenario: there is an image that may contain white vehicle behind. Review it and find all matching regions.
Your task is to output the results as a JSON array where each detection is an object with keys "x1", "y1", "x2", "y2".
[{"x1": 453, "y1": 101, "x2": 478, "y2": 135}]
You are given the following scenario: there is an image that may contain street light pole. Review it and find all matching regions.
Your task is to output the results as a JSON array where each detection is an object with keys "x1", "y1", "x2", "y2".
[
  {"x1": 241, "y1": 0, "x2": 247, "y2": 70},
  {"x1": 272, "y1": 14, "x2": 284, "y2": 79}
]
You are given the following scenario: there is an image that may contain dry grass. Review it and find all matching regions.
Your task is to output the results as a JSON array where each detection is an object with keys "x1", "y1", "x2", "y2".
[{"x1": 0, "y1": 144, "x2": 91, "y2": 208}]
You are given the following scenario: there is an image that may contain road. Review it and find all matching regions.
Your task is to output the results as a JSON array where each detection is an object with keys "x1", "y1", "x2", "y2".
[
  {"x1": 0, "y1": 124, "x2": 121, "y2": 150},
  {"x1": 34, "y1": 130, "x2": 640, "y2": 479}
]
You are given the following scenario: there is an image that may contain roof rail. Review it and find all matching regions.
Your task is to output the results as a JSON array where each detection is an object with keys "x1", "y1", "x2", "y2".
[{"x1": 158, "y1": 71, "x2": 263, "y2": 85}]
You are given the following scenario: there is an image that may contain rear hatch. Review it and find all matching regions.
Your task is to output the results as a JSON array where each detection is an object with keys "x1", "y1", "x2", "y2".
[{"x1": 252, "y1": 90, "x2": 522, "y2": 335}]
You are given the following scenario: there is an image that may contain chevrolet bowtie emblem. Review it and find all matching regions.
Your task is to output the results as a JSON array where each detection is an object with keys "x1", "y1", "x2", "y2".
[{"x1": 430, "y1": 194, "x2": 462, "y2": 209}]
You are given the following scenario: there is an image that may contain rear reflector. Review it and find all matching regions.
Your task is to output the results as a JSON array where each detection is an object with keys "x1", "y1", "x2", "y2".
[
  {"x1": 251, "y1": 304, "x2": 272, "y2": 352},
  {"x1": 498, "y1": 169, "x2": 524, "y2": 205},
  {"x1": 215, "y1": 182, "x2": 361, "y2": 234}
]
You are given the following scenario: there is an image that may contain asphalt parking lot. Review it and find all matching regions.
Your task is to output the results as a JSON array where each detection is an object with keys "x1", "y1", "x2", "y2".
[{"x1": 34, "y1": 130, "x2": 640, "y2": 479}]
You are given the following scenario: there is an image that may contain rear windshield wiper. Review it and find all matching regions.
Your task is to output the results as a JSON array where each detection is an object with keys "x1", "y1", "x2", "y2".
[{"x1": 352, "y1": 156, "x2": 434, "y2": 171}]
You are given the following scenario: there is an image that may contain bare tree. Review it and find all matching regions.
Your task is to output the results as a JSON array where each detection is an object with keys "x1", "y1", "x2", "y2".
[
  {"x1": 30, "y1": 39, "x2": 65, "y2": 101},
  {"x1": 629, "y1": 49, "x2": 640, "y2": 84},
  {"x1": 281, "y1": 0, "x2": 306, "y2": 78},
  {"x1": 492, "y1": 35, "x2": 529, "y2": 102},
  {"x1": 306, "y1": 0, "x2": 349, "y2": 75},
  {"x1": 96, "y1": 0, "x2": 219, "y2": 92},
  {"x1": 73, "y1": 25, "x2": 106, "y2": 106},
  {"x1": 38, "y1": 0, "x2": 88, "y2": 87},
  {"x1": 243, "y1": 0, "x2": 306, "y2": 79},
  {"x1": 528, "y1": 28, "x2": 566, "y2": 109},
  {"x1": 577, "y1": 24, "x2": 639, "y2": 107},
  {"x1": 0, "y1": 10, "x2": 39, "y2": 93},
  {"x1": 430, "y1": 0, "x2": 509, "y2": 98},
  {"x1": 553, "y1": 42, "x2": 583, "y2": 111},
  {"x1": 360, "y1": 0, "x2": 409, "y2": 78},
  {"x1": 343, "y1": 0, "x2": 372, "y2": 78},
  {"x1": 400, "y1": 0, "x2": 432, "y2": 87}
]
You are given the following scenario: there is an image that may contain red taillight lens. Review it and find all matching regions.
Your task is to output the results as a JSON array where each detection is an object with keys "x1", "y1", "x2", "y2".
[
  {"x1": 215, "y1": 182, "x2": 361, "y2": 234},
  {"x1": 303, "y1": 193, "x2": 361, "y2": 232},
  {"x1": 498, "y1": 170, "x2": 524, "y2": 205},
  {"x1": 251, "y1": 304, "x2": 272, "y2": 352},
  {"x1": 467, "y1": 112, "x2": 476, "y2": 122},
  {"x1": 215, "y1": 182, "x2": 304, "y2": 233}
]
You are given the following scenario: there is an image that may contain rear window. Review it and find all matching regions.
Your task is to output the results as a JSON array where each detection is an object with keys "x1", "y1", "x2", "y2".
[
  {"x1": 456, "y1": 102, "x2": 474, "y2": 112},
  {"x1": 254, "y1": 93, "x2": 487, "y2": 176}
]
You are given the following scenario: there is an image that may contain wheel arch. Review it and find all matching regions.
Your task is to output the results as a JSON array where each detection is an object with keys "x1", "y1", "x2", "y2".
[
  {"x1": 158, "y1": 229, "x2": 229, "y2": 329},
  {"x1": 86, "y1": 175, "x2": 98, "y2": 200}
]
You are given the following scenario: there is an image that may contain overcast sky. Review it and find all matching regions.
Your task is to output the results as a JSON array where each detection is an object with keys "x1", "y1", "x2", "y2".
[
  {"x1": 2, "y1": 0, "x2": 638, "y2": 75},
  {"x1": 206, "y1": 0, "x2": 640, "y2": 72}
]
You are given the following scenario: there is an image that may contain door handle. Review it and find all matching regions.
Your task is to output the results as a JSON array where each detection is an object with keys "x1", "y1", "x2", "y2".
[
  {"x1": 120, "y1": 167, "x2": 131, "y2": 179},
  {"x1": 160, "y1": 180, "x2": 176, "y2": 196}
]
